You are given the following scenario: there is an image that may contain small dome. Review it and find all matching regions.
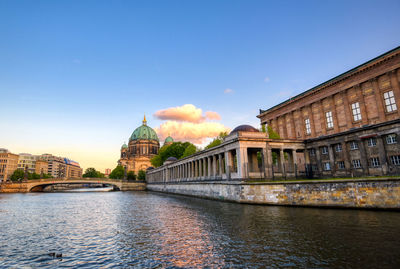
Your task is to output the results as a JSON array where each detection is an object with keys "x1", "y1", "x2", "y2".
[
  {"x1": 146, "y1": 167, "x2": 154, "y2": 171},
  {"x1": 121, "y1": 143, "x2": 128, "y2": 149},
  {"x1": 166, "y1": 157, "x2": 178, "y2": 162},
  {"x1": 230, "y1": 125, "x2": 259, "y2": 135},
  {"x1": 164, "y1": 136, "x2": 174, "y2": 143}
]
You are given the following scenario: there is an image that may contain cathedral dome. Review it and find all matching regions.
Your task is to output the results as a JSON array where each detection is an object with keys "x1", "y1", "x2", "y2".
[
  {"x1": 121, "y1": 143, "x2": 128, "y2": 149},
  {"x1": 230, "y1": 124, "x2": 259, "y2": 135},
  {"x1": 129, "y1": 116, "x2": 159, "y2": 142},
  {"x1": 164, "y1": 136, "x2": 174, "y2": 144}
]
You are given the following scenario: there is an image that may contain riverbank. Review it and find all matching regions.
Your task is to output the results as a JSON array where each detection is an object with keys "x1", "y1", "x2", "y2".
[{"x1": 146, "y1": 177, "x2": 400, "y2": 210}]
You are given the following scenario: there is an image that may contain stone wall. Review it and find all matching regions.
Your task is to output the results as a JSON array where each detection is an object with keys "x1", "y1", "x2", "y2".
[{"x1": 147, "y1": 178, "x2": 400, "y2": 209}]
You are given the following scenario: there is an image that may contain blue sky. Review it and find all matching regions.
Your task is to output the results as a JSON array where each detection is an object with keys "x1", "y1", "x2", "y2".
[{"x1": 1, "y1": 0, "x2": 399, "y2": 171}]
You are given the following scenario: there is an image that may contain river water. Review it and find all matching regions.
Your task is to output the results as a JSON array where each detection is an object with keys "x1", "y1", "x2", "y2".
[{"x1": 0, "y1": 190, "x2": 399, "y2": 268}]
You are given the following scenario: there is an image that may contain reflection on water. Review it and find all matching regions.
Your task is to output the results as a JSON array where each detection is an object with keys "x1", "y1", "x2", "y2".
[
  {"x1": 0, "y1": 191, "x2": 399, "y2": 268},
  {"x1": 60, "y1": 187, "x2": 114, "y2": 192}
]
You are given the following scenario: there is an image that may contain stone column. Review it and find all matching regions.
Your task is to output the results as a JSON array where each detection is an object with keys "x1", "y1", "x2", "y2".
[
  {"x1": 212, "y1": 155, "x2": 217, "y2": 177},
  {"x1": 207, "y1": 157, "x2": 211, "y2": 178},
  {"x1": 371, "y1": 78, "x2": 386, "y2": 122},
  {"x1": 194, "y1": 160, "x2": 198, "y2": 178},
  {"x1": 238, "y1": 147, "x2": 248, "y2": 179},
  {"x1": 292, "y1": 149, "x2": 298, "y2": 175},
  {"x1": 358, "y1": 140, "x2": 370, "y2": 175},
  {"x1": 377, "y1": 136, "x2": 388, "y2": 175},
  {"x1": 315, "y1": 146, "x2": 323, "y2": 173},
  {"x1": 279, "y1": 149, "x2": 285, "y2": 177},
  {"x1": 389, "y1": 70, "x2": 400, "y2": 117},
  {"x1": 328, "y1": 144, "x2": 335, "y2": 176},
  {"x1": 224, "y1": 151, "x2": 230, "y2": 179},
  {"x1": 219, "y1": 154, "x2": 224, "y2": 176},
  {"x1": 203, "y1": 158, "x2": 207, "y2": 178}
]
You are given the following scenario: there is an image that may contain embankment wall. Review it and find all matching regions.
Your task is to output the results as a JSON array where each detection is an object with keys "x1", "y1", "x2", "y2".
[{"x1": 146, "y1": 178, "x2": 400, "y2": 209}]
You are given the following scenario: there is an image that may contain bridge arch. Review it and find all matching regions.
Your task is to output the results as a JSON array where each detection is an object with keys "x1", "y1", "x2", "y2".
[{"x1": 27, "y1": 179, "x2": 124, "y2": 192}]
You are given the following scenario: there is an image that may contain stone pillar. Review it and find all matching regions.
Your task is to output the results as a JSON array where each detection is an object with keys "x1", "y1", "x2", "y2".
[
  {"x1": 328, "y1": 144, "x2": 335, "y2": 176},
  {"x1": 377, "y1": 136, "x2": 388, "y2": 175},
  {"x1": 219, "y1": 154, "x2": 224, "y2": 176},
  {"x1": 342, "y1": 142, "x2": 352, "y2": 177},
  {"x1": 389, "y1": 70, "x2": 400, "y2": 117},
  {"x1": 207, "y1": 157, "x2": 211, "y2": 178},
  {"x1": 212, "y1": 155, "x2": 217, "y2": 177},
  {"x1": 263, "y1": 145, "x2": 272, "y2": 178},
  {"x1": 292, "y1": 149, "x2": 298, "y2": 174},
  {"x1": 358, "y1": 140, "x2": 369, "y2": 175},
  {"x1": 203, "y1": 158, "x2": 207, "y2": 178},
  {"x1": 194, "y1": 160, "x2": 198, "y2": 178},
  {"x1": 224, "y1": 151, "x2": 230, "y2": 179},
  {"x1": 279, "y1": 149, "x2": 285, "y2": 177},
  {"x1": 238, "y1": 147, "x2": 248, "y2": 179},
  {"x1": 315, "y1": 146, "x2": 323, "y2": 173},
  {"x1": 371, "y1": 78, "x2": 386, "y2": 122}
]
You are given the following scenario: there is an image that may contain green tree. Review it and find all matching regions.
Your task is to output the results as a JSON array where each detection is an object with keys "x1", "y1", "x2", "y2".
[
  {"x1": 127, "y1": 171, "x2": 136, "y2": 180},
  {"x1": 205, "y1": 132, "x2": 228, "y2": 149},
  {"x1": 42, "y1": 173, "x2": 52, "y2": 179},
  {"x1": 83, "y1": 167, "x2": 104, "y2": 178},
  {"x1": 267, "y1": 125, "x2": 280, "y2": 139},
  {"x1": 10, "y1": 169, "x2": 24, "y2": 181},
  {"x1": 137, "y1": 170, "x2": 146, "y2": 180},
  {"x1": 151, "y1": 142, "x2": 197, "y2": 167},
  {"x1": 30, "y1": 173, "x2": 41, "y2": 180},
  {"x1": 109, "y1": 165, "x2": 125, "y2": 179},
  {"x1": 261, "y1": 123, "x2": 266, "y2": 133},
  {"x1": 181, "y1": 144, "x2": 197, "y2": 158}
]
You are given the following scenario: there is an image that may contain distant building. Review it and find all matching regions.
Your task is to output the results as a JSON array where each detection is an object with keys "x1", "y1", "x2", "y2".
[
  {"x1": 258, "y1": 46, "x2": 400, "y2": 177},
  {"x1": 0, "y1": 148, "x2": 19, "y2": 181},
  {"x1": 105, "y1": 168, "x2": 111, "y2": 177},
  {"x1": 35, "y1": 160, "x2": 49, "y2": 176},
  {"x1": 164, "y1": 135, "x2": 174, "y2": 146},
  {"x1": 40, "y1": 154, "x2": 67, "y2": 178},
  {"x1": 64, "y1": 158, "x2": 82, "y2": 178},
  {"x1": 17, "y1": 153, "x2": 38, "y2": 173},
  {"x1": 118, "y1": 116, "x2": 160, "y2": 174}
]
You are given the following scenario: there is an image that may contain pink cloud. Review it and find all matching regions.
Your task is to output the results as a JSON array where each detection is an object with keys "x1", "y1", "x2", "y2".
[
  {"x1": 205, "y1": 111, "x2": 221, "y2": 121},
  {"x1": 155, "y1": 121, "x2": 230, "y2": 144},
  {"x1": 154, "y1": 104, "x2": 205, "y2": 123}
]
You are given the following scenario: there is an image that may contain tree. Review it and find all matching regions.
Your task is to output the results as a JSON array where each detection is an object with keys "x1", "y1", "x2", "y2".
[
  {"x1": 42, "y1": 173, "x2": 52, "y2": 179},
  {"x1": 181, "y1": 144, "x2": 197, "y2": 158},
  {"x1": 267, "y1": 125, "x2": 280, "y2": 139},
  {"x1": 137, "y1": 170, "x2": 146, "y2": 180},
  {"x1": 83, "y1": 167, "x2": 104, "y2": 178},
  {"x1": 127, "y1": 171, "x2": 136, "y2": 180},
  {"x1": 205, "y1": 132, "x2": 228, "y2": 149},
  {"x1": 151, "y1": 142, "x2": 197, "y2": 167},
  {"x1": 29, "y1": 173, "x2": 41, "y2": 180},
  {"x1": 109, "y1": 165, "x2": 125, "y2": 179},
  {"x1": 10, "y1": 169, "x2": 24, "y2": 181}
]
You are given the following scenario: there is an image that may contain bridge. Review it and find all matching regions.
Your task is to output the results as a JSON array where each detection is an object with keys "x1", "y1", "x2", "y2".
[{"x1": 0, "y1": 178, "x2": 146, "y2": 193}]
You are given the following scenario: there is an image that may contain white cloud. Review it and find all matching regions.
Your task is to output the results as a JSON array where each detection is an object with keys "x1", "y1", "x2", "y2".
[{"x1": 224, "y1": 88, "x2": 233, "y2": 94}]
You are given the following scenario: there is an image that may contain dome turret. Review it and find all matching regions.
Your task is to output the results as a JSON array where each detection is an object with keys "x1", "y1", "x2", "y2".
[
  {"x1": 230, "y1": 124, "x2": 259, "y2": 135},
  {"x1": 164, "y1": 135, "x2": 174, "y2": 145},
  {"x1": 121, "y1": 143, "x2": 128, "y2": 149}
]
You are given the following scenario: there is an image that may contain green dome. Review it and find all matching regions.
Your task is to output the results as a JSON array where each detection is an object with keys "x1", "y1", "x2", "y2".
[
  {"x1": 165, "y1": 136, "x2": 174, "y2": 143},
  {"x1": 129, "y1": 117, "x2": 159, "y2": 142},
  {"x1": 121, "y1": 143, "x2": 128, "y2": 149}
]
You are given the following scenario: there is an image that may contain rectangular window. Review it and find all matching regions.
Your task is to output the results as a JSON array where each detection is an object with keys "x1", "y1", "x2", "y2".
[
  {"x1": 326, "y1": 111, "x2": 334, "y2": 129},
  {"x1": 323, "y1": 162, "x2": 331, "y2": 171},
  {"x1": 386, "y1": 134, "x2": 397, "y2": 144},
  {"x1": 337, "y1": 161, "x2": 345, "y2": 169},
  {"x1": 383, "y1": 91, "x2": 397, "y2": 112},
  {"x1": 390, "y1": 155, "x2": 400, "y2": 165},
  {"x1": 367, "y1": 137, "x2": 377, "y2": 147},
  {"x1": 350, "y1": 141, "x2": 359, "y2": 150},
  {"x1": 321, "y1": 146, "x2": 328, "y2": 155},
  {"x1": 352, "y1": 159, "x2": 361, "y2": 168},
  {"x1": 351, "y1": 102, "x2": 362, "y2": 121},
  {"x1": 335, "y1": 144, "x2": 342, "y2": 152},
  {"x1": 305, "y1": 118, "x2": 311, "y2": 135},
  {"x1": 309, "y1": 148, "x2": 316, "y2": 156},
  {"x1": 370, "y1": 157, "x2": 380, "y2": 167}
]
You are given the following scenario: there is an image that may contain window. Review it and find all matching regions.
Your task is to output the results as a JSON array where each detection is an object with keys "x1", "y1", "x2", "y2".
[
  {"x1": 323, "y1": 162, "x2": 331, "y2": 171},
  {"x1": 309, "y1": 148, "x2": 316, "y2": 156},
  {"x1": 305, "y1": 118, "x2": 311, "y2": 135},
  {"x1": 326, "y1": 111, "x2": 334, "y2": 129},
  {"x1": 337, "y1": 161, "x2": 345, "y2": 169},
  {"x1": 367, "y1": 137, "x2": 377, "y2": 147},
  {"x1": 351, "y1": 102, "x2": 362, "y2": 121},
  {"x1": 383, "y1": 91, "x2": 397, "y2": 112},
  {"x1": 390, "y1": 155, "x2": 400, "y2": 166},
  {"x1": 321, "y1": 146, "x2": 328, "y2": 155},
  {"x1": 370, "y1": 157, "x2": 380, "y2": 167},
  {"x1": 352, "y1": 159, "x2": 361, "y2": 168},
  {"x1": 386, "y1": 134, "x2": 397, "y2": 144},
  {"x1": 335, "y1": 144, "x2": 342, "y2": 152},
  {"x1": 350, "y1": 141, "x2": 359, "y2": 150}
]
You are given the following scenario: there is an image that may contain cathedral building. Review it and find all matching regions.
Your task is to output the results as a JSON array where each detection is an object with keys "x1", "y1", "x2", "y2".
[{"x1": 119, "y1": 116, "x2": 160, "y2": 174}]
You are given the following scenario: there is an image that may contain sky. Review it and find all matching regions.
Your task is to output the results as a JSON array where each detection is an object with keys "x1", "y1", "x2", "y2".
[{"x1": 1, "y1": 0, "x2": 399, "y2": 172}]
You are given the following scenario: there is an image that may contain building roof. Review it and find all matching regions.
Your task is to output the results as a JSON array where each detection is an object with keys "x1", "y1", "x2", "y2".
[
  {"x1": 129, "y1": 116, "x2": 159, "y2": 142},
  {"x1": 230, "y1": 125, "x2": 259, "y2": 134},
  {"x1": 258, "y1": 45, "x2": 400, "y2": 118}
]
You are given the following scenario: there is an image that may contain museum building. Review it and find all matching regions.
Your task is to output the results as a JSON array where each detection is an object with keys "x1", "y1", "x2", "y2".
[{"x1": 258, "y1": 46, "x2": 400, "y2": 177}]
